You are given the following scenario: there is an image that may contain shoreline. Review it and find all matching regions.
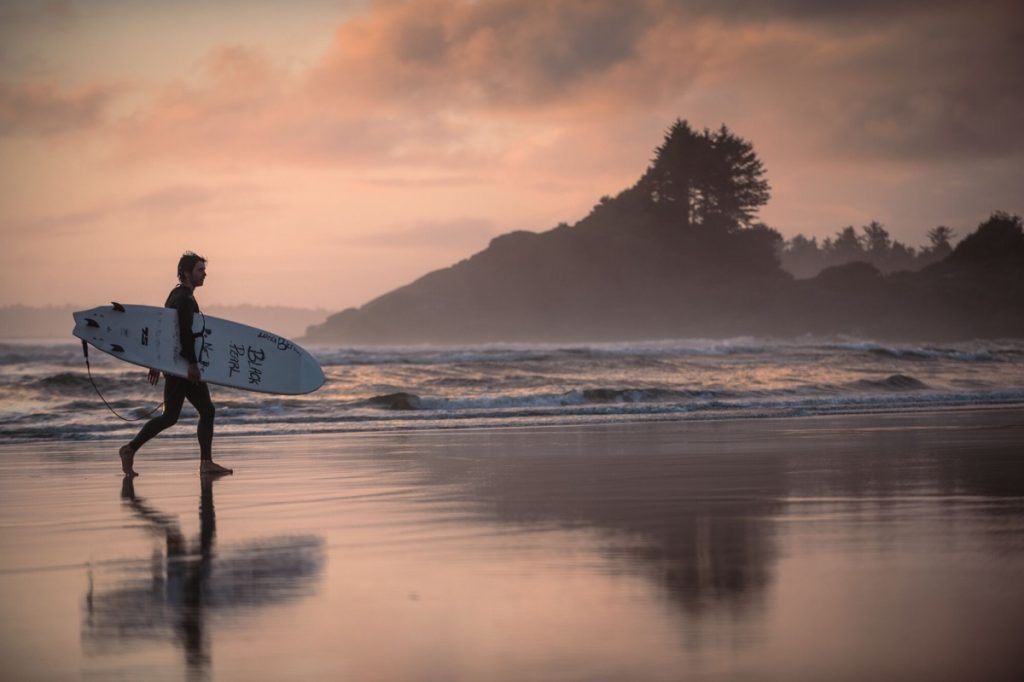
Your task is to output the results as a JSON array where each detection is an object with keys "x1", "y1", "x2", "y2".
[
  {"x1": 6, "y1": 335, "x2": 1023, "y2": 446},
  {"x1": 3, "y1": 401, "x2": 1023, "y2": 447}
]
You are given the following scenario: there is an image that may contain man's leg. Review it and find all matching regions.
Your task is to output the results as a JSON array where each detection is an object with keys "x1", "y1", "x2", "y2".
[
  {"x1": 119, "y1": 376, "x2": 187, "y2": 475},
  {"x1": 185, "y1": 382, "x2": 232, "y2": 475}
]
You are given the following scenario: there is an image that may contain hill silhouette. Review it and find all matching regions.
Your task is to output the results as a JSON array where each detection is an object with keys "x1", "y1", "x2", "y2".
[{"x1": 306, "y1": 122, "x2": 1024, "y2": 344}]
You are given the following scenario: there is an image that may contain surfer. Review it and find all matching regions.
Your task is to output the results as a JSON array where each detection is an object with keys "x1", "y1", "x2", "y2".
[{"x1": 118, "y1": 252, "x2": 232, "y2": 476}]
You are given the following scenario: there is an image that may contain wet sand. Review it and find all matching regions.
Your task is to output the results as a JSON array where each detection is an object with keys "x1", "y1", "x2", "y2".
[{"x1": 2, "y1": 408, "x2": 1024, "y2": 681}]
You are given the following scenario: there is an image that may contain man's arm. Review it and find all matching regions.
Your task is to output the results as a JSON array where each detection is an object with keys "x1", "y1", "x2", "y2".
[
  {"x1": 172, "y1": 291, "x2": 202, "y2": 383},
  {"x1": 176, "y1": 302, "x2": 198, "y2": 365}
]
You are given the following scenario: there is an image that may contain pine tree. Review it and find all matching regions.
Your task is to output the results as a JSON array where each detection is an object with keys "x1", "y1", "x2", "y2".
[{"x1": 639, "y1": 119, "x2": 770, "y2": 231}]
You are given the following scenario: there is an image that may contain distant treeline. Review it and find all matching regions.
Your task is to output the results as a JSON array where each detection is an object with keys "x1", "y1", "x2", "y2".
[{"x1": 780, "y1": 223, "x2": 956, "y2": 278}]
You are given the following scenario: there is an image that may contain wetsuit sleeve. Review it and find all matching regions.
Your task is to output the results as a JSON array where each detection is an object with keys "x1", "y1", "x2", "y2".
[{"x1": 170, "y1": 292, "x2": 198, "y2": 364}]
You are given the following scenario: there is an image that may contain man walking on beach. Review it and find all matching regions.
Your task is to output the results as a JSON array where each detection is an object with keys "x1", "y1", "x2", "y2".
[{"x1": 118, "y1": 252, "x2": 232, "y2": 477}]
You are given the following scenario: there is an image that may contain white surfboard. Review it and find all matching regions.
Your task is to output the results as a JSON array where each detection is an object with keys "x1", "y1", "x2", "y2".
[{"x1": 72, "y1": 303, "x2": 325, "y2": 395}]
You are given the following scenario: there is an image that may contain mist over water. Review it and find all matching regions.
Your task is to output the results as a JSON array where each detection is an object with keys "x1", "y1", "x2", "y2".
[{"x1": 2, "y1": 337, "x2": 1023, "y2": 442}]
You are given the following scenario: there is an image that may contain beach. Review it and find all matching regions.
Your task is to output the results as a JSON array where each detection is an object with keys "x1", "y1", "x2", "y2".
[
  {"x1": 2, "y1": 408, "x2": 1023, "y2": 681},
  {"x1": 5, "y1": 1, "x2": 1022, "y2": 679}
]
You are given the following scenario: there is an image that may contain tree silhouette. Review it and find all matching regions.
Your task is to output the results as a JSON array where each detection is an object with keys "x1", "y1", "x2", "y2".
[
  {"x1": 702, "y1": 125, "x2": 771, "y2": 230},
  {"x1": 925, "y1": 225, "x2": 956, "y2": 260},
  {"x1": 639, "y1": 119, "x2": 769, "y2": 231},
  {"x1": 947, "y1": 212, "x2": 1024, "y2": 266},
  {"x1": 783, "y1": 234, "x2": 822, "y2": 278},
  {"x1": 861, "y1": 221, "x2": 892, "y2": 258},
  {"x1": 781, "y1": 221, "x2": 933, "y2": 276},
  {"x1": 830, "y1": 226, "x2": 864, "y2": 262}
]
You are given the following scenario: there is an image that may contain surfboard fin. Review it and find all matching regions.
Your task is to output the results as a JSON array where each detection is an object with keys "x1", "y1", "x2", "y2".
[
  {"x1": 110, "y1": 344, "x2": 125, "y2": 353},
  {"x1": 85, "y1": 318, "x2": 99, "y2": 328},
  {"x1": 111, "y1": 302, "x2": 126, "y2": 312}
]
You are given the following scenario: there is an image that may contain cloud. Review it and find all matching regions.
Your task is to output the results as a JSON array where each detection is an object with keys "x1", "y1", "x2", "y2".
[
  {"x1": 679, "y1": 0, "x2": 1021, "y2": 28},
  {"x1": 110, "y1": 2, "x2": 697, "y2": 170},
  {"x1": 0, "y1": 79, "x2": 115, "y2": 136},
  {"x1": 355, "y1": 174, "x2": 484, "y2": 188},
  {"x1": 856, "y1": 17, "x2": 1024, "y2": 161},
  {"x1": 632, "y1": 2, "x2": 1024, "y2": 164},
  {"x1": 311, "y1": 0, "x2": 663, "y2": 106},
  {"x1": 347, "y1": 217, "x2": 499, "y2": 249},
  {"x1": 128, "y1": 184, "x2": 216, "y2": 213},
  {"x1": 13, "y1": 204, "x2": 108, "y2": 234},
  {"x1": 116, "y1": 45, "x2": 284, "y2": 157},
  {"x1": 0, "y1": 0, "x2": 76, "y2": 34},
  {"x1": 8, "y1": 181, "x2": 271, "y2": 237},
  {"x1": 86, "y1": 0, "x2": 1024, "y2": 176}
]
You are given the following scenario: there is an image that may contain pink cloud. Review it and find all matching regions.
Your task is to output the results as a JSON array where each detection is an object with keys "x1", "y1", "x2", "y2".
[
  {"x1": 116, "y1": 45, "x2": 287, "y2": 160},
  {"x1": 112, "y1": 1, "x2": 696, "y2": 169},
  {"x1": 0, "y1": 79, "x2": 115, "y2": 136},
  {"x1": 310, "y1": 0, "x2": 663, "y2": 107},
  {"x1": 347, "y1": 217, "x2": 499, "y2": 249},
  {"x1": 106, "y1": 0, "x2": 1023, "y2": 179}
]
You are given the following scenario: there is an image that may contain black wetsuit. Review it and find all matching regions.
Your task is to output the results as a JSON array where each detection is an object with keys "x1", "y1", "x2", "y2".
[{"x1": 128, "y1": 285, "x2": 215, "y2": 459}]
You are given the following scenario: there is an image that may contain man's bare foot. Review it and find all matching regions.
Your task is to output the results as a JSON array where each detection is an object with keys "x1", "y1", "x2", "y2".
[
  {"x1": 119, "y1": 444, "x2": 138, "y2": 476},
  {"x1": 200, "y1": 460, "x2": 233, "y2": 476}
]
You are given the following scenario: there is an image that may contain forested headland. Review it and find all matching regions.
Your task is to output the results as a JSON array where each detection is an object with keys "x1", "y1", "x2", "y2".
[{"x1": 306, "y1": 120, "x2": 1024, "y2": 344}]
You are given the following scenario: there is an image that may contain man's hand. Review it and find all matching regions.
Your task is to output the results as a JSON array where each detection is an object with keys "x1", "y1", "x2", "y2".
[
  {"x1": 147, "y1": 368, "x2": 161, "y2": 385},
  {"x1": 187, "y1": 363, "x2": 201, "y2": 384}
]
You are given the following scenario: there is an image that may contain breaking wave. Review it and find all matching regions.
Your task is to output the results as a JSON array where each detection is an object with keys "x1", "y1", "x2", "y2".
[{"x1": 2, "y1": 337, "x2": 1023, "y2": 442}]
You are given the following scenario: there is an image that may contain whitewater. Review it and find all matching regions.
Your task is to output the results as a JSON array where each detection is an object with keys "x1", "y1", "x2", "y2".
[{"x1": 2, "y1": 337, "x2": 1023, "y2": 442}]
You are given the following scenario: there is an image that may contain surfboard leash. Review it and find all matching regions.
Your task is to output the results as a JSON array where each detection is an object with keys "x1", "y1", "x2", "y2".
[{"x1": 80, "y1": 340, "x2": 165, "y2": 422}]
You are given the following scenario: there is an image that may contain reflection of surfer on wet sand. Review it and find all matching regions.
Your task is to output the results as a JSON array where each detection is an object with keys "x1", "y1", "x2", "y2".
[
  {"x1": 82, "y1": 475, "x2": 325, "y2": 675},
  {"x1": 113, "y1": 473, "x2": 225, "y2": 668}
]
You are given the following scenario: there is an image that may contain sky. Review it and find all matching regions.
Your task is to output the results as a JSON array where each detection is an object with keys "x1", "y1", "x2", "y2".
[{"x1": 1, "y1": 0, "x2": 1022, "y2": 310}]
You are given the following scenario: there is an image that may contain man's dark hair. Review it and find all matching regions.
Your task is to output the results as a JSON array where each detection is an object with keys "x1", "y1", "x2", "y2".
[{"x1": 177, "y1": 251, "x2": 207, "y2": 283}]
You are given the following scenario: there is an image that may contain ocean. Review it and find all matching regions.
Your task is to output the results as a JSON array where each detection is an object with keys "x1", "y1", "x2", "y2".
[{"x1": 2, "y1": 337, "x2": 1023, "y2": 442}]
